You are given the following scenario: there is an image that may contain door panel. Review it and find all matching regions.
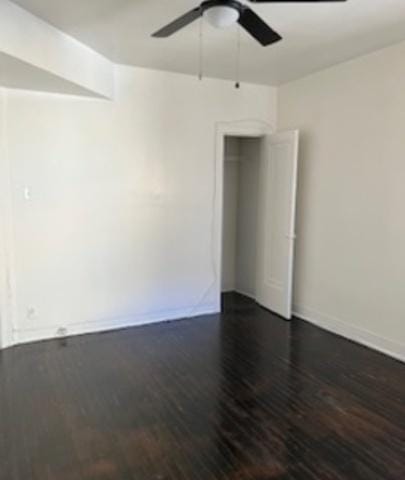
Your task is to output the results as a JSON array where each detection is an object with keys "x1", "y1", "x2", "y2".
[{"x1": 256, "y1": 130, "x2": 299, "y2": 319}]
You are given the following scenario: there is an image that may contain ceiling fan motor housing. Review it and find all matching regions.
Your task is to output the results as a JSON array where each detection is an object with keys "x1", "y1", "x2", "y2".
[
  {"x1": 201, "y1": 0, "x2": 244, "y2": 28},
  {"x1": 201, "y1": 0, "x2": 244, "y2": 15}
]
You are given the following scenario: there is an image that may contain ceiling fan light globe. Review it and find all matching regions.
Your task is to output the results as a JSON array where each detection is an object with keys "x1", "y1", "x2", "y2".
[{"x1": 204, "y1": 6, "x2": 240, "y2": 28}]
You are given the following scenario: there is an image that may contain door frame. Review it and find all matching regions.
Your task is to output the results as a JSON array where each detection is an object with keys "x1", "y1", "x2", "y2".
[{"x1": 214, "y1": 120, "x2": 274, "y2": 311}]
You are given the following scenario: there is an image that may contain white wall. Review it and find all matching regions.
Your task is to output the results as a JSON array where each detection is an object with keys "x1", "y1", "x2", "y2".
[
  {"x1": 279, "y1": 40, "x2": 405, "y2": 361},
  {"x1": 0, "y1": 89, "x2": 16, "y2": 349},
  {"x1": 0, "y1": 90, "x2": 5, "y2": 348},
  {"x1": 1, "y1": 65, "x2": 276, "y2": 347}
]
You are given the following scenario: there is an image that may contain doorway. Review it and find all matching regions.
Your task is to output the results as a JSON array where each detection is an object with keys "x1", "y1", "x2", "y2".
[
  {"x1": 221, "y1": 136, "x2": 261, "y2": 300},
  {"x1": 216, "y1": 124, "x2": 299, "y2": 319}
]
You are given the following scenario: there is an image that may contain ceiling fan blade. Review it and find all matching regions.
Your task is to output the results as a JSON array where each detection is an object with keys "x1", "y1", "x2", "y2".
[
  {"x1": 152, "y1": 8, "x2": 202, "y2": 37},
  {"x1": 238, "y1": 8, "x2": 282, "y2": 46}
]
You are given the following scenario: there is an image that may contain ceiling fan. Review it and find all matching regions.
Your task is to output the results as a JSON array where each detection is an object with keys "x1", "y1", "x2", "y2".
[{"x1": 152, "y1": 0, "x2": 347, "y2": 47}]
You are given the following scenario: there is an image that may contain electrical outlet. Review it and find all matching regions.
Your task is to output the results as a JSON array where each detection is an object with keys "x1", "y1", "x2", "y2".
[{"x1": 57, "y1": 327, "x2": 68, "y2": 338}]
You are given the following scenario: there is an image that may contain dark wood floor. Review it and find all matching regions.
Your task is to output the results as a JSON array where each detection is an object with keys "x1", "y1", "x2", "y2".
[{"x1": 1, "y1": 293, "x2": 405, "y2": 480}]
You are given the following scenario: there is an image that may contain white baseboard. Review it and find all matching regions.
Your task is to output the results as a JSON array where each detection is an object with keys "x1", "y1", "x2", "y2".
[
  {"x1": 293, "y1": 304, "x2": 405, "y2": 364},
  {"x1": 234, "y1": 288, "x2": 256, "y2": 301},
  {"x1": 222, "y1": 288, "x2": 256, "y2": 301},
  {"x1": 222, "y1": 287, "x2": 235, "y2": 294},
  {"x1": 11, "y1": 303, "x2": 219, "y2": 347}
]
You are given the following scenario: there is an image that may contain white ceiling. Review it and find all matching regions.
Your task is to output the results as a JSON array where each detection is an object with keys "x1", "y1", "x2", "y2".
[{"x1": 11, "y1": 0, "x2": 405, "y2": 85}]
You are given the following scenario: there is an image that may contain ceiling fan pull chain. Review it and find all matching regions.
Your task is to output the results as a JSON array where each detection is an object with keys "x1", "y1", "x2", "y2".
[
  {"x1": 235, "y1": 23, "x2": 241, "y2": 89},
  {"x1": 198, "y1": 15, "x2": 204, "y2": 81}
]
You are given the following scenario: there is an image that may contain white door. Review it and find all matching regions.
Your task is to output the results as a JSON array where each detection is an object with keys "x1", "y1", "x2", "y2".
[{"x1": 256, "y1": 130, "x2": 299, "y2": 319}]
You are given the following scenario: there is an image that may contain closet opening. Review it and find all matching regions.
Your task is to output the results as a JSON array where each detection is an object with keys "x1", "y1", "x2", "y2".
[{"x1": 221, "y1": 135, "x2": 262, "y2": 300}]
